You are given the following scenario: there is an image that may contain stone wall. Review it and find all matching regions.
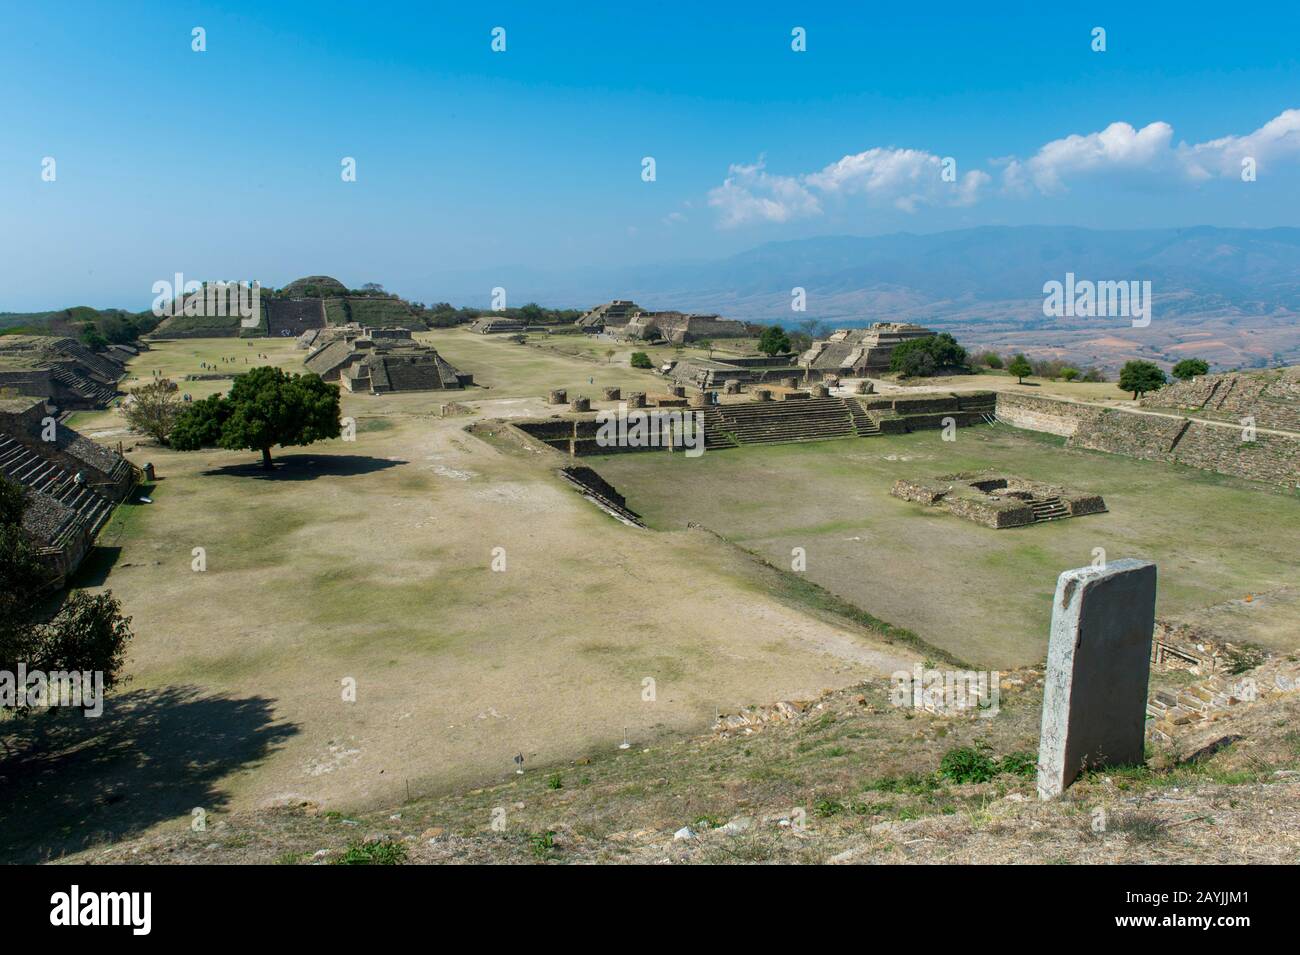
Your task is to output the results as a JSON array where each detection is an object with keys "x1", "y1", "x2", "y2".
[
  {"x1": 995, "y1": 392, "x2": 1300, "y2": 487},
  {"x1": 993, "y1": 392, "x2": 1102, "y2": 436}
]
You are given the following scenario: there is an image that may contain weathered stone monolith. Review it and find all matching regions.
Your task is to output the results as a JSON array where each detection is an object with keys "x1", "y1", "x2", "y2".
[
  {"x1": 626, "y1": 391, "x2": 646, "y2": 408},
  {"x1": 1037, "y1": 558, "x2": 1157, "y2": 799},
  {"x1": 603, "y1": 386, "x2": 621, "y2": 401},
  {"x1": 548, "y1": 389, "x2": 567, "y2": 404},
  {"x1": 570, "y1": 396, "x2": 590, "y2": 412}
]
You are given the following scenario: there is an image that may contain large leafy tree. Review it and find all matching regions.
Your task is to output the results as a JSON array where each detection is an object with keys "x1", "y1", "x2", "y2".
[
  {"x1": 0, "y1": 477, "x2": 132, "y2": 714},
  {"x1": 1118, "y1": 360, "x2": 1168, "y2": 399},
  {"x1": 1171, "y1": 358, "x2": 1210, "y2": 381},
  {"x1": 170, "y1": 366, "x2": 341, "y2": 469},
  {"x1": 889, "y1": 333, "x2": 969, "y2": 377},
  {"x1": 122, "y1": 378, "x2": 183, "y2": 445},
  {"x1": 757, "y1": 325, "x2": 793, "y2": 356},
  {"x1": 1007, "y1": 354, "x2": 1032, "y2": 383}
]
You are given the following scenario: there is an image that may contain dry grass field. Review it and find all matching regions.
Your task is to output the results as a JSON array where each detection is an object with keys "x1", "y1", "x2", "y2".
[
  {"x1": 2, "y1": 334, "x2": 916, "y2": 863},
  {"x1": 590, "y1": 426, "x2": 1300, "y2": 667}
]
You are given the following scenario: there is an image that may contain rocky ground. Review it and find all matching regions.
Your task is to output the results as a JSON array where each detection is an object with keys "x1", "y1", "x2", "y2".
[{"x1": 55, "y1": 657, "x2": 1300, "y2": 865}]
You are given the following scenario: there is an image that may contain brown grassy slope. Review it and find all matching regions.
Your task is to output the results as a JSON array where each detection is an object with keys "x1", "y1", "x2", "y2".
[{"x1": 58, "y1": 668, "x2": 1300, "y2": 865}]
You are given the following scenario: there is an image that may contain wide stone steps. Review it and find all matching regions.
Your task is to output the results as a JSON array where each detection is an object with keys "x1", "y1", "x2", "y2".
[
  {"x1": 51, "y1": 367, "x2": 118, "y2": 405},
  {"x1": 715, "y1": 397, "x2": 859, "y2": 446},
  {"x1": 1030, "y1": 496, "x2": 1069, "y2": 522},
  {"x1": 0, "y1": 436, "x2": 114, "y2": 541},
  {"x1": 846, "y1": 402, "x2": 881, "y2": 435}
]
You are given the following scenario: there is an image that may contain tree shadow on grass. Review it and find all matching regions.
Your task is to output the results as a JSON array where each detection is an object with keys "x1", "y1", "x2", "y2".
[
  {"x1": 0, "y1": 686, "x2": 298, "y2": 863},
  {"x1": 200, "y1": 453, "x2": 406, "y2": 481}
]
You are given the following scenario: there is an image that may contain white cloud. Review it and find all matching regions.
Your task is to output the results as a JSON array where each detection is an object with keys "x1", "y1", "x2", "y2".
[
  {"x1": 1002, "y1": 121, "x2": 1176, "y2": 194},
  {"x1": 1002, "y1": 109, "x2": 1300, "y2": 193},
  {"x1": 710, "y1": 109, "x2": 1300, "y2": 227},
  {"x1": 707, "y1": 159, "x2": 821, "y2": 227},
  {"x1": 806, "y1": 148, "x2": 989, "y2": 211},
  {"x1": 1180, "y1": 108, "x2": 1300, "y2": 179},
  {"x1": 708, "y1": 150, "x2": 987, "y2": 228}
]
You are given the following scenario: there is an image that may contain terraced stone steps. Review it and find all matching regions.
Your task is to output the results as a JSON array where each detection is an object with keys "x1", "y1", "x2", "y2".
[
  {"x1": 846, "y1": 400, "x2": 881, "y2": 436},
  {"x1": 715, "y1": 397, "x2": 858, "y2": 446},
  {"x1": 0, "y1": 435, "x2": 114, "y2": 541},
  {"x1": 1029, "y1": 496, "x2": 1069, "y2": 522},
  {"x1": 50, "y1": 367, "x2": 118, "y2": 405}
]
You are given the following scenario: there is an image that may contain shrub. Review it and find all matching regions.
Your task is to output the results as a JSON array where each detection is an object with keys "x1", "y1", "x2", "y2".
[
  {"x1": 1118, "y1": 360, "x2": 1167, "y2": 399},
  {"x1": 938, "y1": 746, "x2": 999, "y2": 784},
  {"x1": 890, "y1": 333, "x2": 968, "y2": 376},
  {"x1": 333, "y1": 839, "x2": 408, "y2": 865},
  {"x1": 1171, "y1": 358, "x2": 1210, "y2": 381},
  {"x1": 630, "y1": 351, "x2": 653, "y2": 369}
]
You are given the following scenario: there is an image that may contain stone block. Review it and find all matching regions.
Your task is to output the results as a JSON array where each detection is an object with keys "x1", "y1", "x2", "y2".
[{"x1": 1037, "y1": 559, "x2": 1157, "y2": 798}]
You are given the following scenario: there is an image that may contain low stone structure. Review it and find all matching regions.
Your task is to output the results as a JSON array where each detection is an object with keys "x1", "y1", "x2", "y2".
[
  {"x1": 338, "y1": 346, "x2": 472, "y2": 394},
  {"x1": 664, "y1": 354, "x2": 802, "y2": 390},
  {"x1": 305, "y1": 330, "x2": 470, "y2": 394},
  {"x1": 993, "y1": 391, "x2": 1300, "y2": 488},
  {"x1": 613, "y1": 309, "x2": 748, "y2": 345},
  {"x1": 891, "y1": 471, "x2": 1107, "y2": 528},
  {"x1": 467, "y1": 316, "x2": 527, "y2": 334},
  {"x1": 0, "y1": 397, "x2": 138, "y2": 584},
  {"x1": 0, "y1": 336, "x2": 128, "y2": 410},
  {"x1": 1037, "y1": 559, "x2": 1157, "y2": 798},
  {"x1": 800, "y1": 323, "x2": 935, "y2": 377},
  {"x1": 575, "y1": 300, "x2": 643, "y2": 332}
]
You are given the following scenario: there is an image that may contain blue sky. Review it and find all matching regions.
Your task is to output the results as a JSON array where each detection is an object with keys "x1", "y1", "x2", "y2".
[{"x1": 2, "y1": 1, "x2": 1299, "y2": 310}]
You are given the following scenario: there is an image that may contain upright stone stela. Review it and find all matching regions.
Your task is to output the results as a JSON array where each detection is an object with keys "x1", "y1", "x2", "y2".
[{"x1": 1037, "y1": 558, "x2": 1157, "y2": 799}]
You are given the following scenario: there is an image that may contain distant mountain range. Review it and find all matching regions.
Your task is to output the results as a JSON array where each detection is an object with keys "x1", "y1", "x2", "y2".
[{"x1": 434, "y1": 225, "x2": 1300, "y2": 371}]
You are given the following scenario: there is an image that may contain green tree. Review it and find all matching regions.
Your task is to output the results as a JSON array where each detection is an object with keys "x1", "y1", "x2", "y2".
[
  {"x1": 79, "y1": 323, "x2": 108, "y2": 351},
  {"x1": 976, "y1": 351, "x2": 1003, "y2": 369},
  {"x1": 0, "y1": 477, "x2": 132, "y2": 714},
  {"x1": 630, "y1": 352, "x2": 652, "y2": 369},
  {"x1": 889, "y1": 333, "x2": 969, "y2": 376},
  {"x1": 757, "y1": 325, "x2": 793, "y2": 357},
  {"x1": 122, "y1": 379, "x2": 183, "y2": 445},
  {"x1": 1007, "y1": 354, "x2": 1032, "y2": 383},
  {"x1": 170, "y1": 366, "x2": 341, "y2": 470},
  {"x1": 1061, "y1": 367, "x2": 1080, "y2": 382},
  {"x1": 1118, "y1": 360, "x2": 1168, "y2": 399},
  {"x1": 1171, "y1": 358, "x2": 1210, "y2": 381}
]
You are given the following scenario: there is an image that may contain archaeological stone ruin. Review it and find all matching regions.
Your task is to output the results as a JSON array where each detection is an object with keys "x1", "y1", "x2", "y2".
[
  {"x1": 891, "y1": 472, "x2": 1107, "y2": 528},
  {"x1": 1037, "y1": 559, "x2": 1158, "y2": 799}
]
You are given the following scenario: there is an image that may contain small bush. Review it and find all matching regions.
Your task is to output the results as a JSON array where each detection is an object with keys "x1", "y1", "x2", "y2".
[
  {"x1": 813, "y1": 798, "x2": 845, "y2": 818},
  {"x1": 939, "y1": 746, "x2": 999, "y2": 784},
  {"x1": 630, "y1": 351, "x2": 653, "y2": 369},
  {"x1": 333, "y1": 839, "x2": 408, "y2": 865},
  {"x1": 546, "y1": 773, "x2": 564, "y2": 790},
  {"x1": 997, "y1": 751, "x2": 1038, "y2": 778},
  {"x1": 529, "y1": 830, "x2": 558, "y2": 859}
]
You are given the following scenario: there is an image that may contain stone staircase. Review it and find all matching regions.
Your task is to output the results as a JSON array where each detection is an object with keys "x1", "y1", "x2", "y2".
[
  {"x1": 1029, "y1": 495, "x2": 1069, "y2": 522},
  {"x1": 698, "y1": 407, "x2": 740, "y2": 450},
  {"x1": 713, "y1": 397, "x2": 858, "y2": 446},
  {"x1": 0, "y1": 435, "x2": 114, "y2": 543},
  {"x1": 846, "y1": 399, "x2": 881, "y2": 436},
  {"x1": 50, "y1": 367, "x2": 119, "y2": 406}
]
